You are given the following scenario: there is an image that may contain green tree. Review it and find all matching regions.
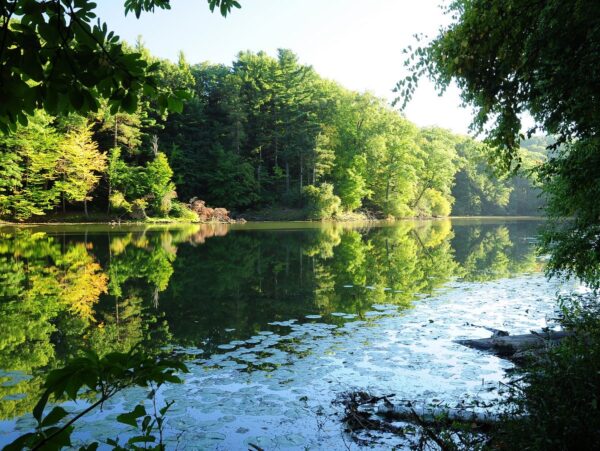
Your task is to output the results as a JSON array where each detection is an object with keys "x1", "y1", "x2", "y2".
[
  {"x1": 0, "y1": 111, "x2": 60, "y2": 220},
  {"x1": 452, "y1": 138, "x2": 512, "y2": 215},
  {"x1": 399, "y1": 0, "x2": 600, "y2": 284},
  {"x1": 411, "y1": 127, "x2": 459, "y2": 216},
  {"x1": 0, "y1": 0, "x2": 240, "y2": 132},
  {"x1": 146, "y1": 150, "x2": 176, "y2": 216},
  {"x1": 303, "y1": 183, "x2": 341, "y2": 220},
  {"x1": 368, "y1": 112, "x2": 420, "y2": 217},
  {"x1": 55, "y1": 118, "x2": 107, "y2": 216}
]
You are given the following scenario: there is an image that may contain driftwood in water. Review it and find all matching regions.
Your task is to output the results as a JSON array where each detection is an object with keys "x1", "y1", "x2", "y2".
[
  {"x1": 377, "y1": 404, "x2": 502, "y2": 426},
  {"x1": 339, "y1": 391, "x2": 501, "y2": 449},
  {"x1": 456, "y1": 330, "x2": 570, "y2": 362}
]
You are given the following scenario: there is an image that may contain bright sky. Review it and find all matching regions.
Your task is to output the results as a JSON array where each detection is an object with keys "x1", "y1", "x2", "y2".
[{"x1": 95, "y1": 0, "x2": 474, "y2": 134}]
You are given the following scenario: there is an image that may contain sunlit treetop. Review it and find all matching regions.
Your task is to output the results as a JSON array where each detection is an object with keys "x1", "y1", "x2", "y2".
[
  {"x1": 0, "y1": 0, "x2": 241, "y2": 133},
  {"x1": 396, "y1": 0, "x2": 600, "y2": 170}
]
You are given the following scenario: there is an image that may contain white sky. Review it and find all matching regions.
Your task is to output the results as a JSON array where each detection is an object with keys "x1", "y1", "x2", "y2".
[{"x1": 96, "y1": 0, "x2": 474, "y2": 134}]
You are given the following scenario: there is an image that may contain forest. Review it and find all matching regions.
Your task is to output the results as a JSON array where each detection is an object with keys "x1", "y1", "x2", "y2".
[
  {"x1": 0, "y1": 45, "x2": 545, "y2": 222},
  {"x1": 3, "y1": 0, "x2": 599, "y2": 449}
]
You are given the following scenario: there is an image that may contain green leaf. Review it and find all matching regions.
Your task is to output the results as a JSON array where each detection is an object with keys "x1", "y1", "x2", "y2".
[
  {"x1": 121, "y1": 92, "x2": 137, "y2": 113},
  {"x1": 167, "y1": 96, "x2": 183, "y2": 113},
  {"x1": 41, "y1": 406, "x2": 69, "y2": 427},
  {"x1": 159, "y1": 400, "x2": 174, "y2": 416},
  {"x1": 127, "y1": 435, "x2": 156, "y2": 444},
  {"x1": 33, "y1": 390, "x2": 51, "y2": 423},
  {"x1": 40, "y1": 426, "x2": 74, "y2": 449},
  {"x1": 117, "y1": 404, "x2": 146, "y2": 428},
  {"x1": 141, "y1": 415, "x2": 152, "y2": 431},
  {"x1": 3, "y1": 432, "x2": 39, "y2": 451}
]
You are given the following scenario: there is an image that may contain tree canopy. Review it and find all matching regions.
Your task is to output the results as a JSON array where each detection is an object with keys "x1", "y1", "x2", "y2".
[
  {"x1": 0, "y1": 44, "x2": 544, "y2": 222},
  {"x1": 0, "y1": 0, "x2": 240, "y2": 133},
  {"x1": 399, "y1": 0, "x2": 600, "y2": 286}
]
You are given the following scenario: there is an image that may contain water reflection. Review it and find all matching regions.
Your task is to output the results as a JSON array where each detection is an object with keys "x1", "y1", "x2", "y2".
[{"x1": 0, "y1": 220, "x2": 542, "y2": 420}]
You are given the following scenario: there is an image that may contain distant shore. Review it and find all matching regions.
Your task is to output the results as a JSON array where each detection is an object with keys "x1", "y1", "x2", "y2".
[{"x1": 0, "y1": 211, "x2": 546, "y2": 227}]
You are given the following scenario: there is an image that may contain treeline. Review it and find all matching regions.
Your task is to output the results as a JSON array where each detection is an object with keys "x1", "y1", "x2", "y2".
[{"x1": 0, "y1": 46, "x2": 545, "y2": 221}]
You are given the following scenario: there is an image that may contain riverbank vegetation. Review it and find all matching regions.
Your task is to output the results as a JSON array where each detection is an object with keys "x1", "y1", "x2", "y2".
[
  {"x1": 0, "y1": 45, "x2": 545, "y2": 222},
  {"x1": 2, "y1": 0, "x2": 599, "y2": 449},
  {"x1": 388, "y1": 0, "x2": 600, "y2": 448}
]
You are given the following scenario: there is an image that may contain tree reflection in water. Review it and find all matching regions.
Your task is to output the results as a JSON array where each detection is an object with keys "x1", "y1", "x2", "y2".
[{"x1": 0, "y1": 220, "x2": 542, "y2": 419}]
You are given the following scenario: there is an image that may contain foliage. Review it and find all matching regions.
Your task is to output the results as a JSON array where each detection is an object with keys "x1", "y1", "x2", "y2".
[
  {"x1": 4, "y1": 348, "x2": 188, "y2": 451},
  {"x1": 0, "y1": 41, "x2": 544, "y2": 221},
  {"x1": 169, "y1": 201, "x2": 198, "y2": 221},
  {"x1": 496, "y1": 294, "x2": 600, "y2": 450},
  {"x1": 109, "y1": 191, "x2": 132, "y2": 214},
  {"x1": 55, "y1": 118, "x2": 107, "y2": 213},
  {"x1": 411, "y1": 127, "x2": 458, "y2": 217},
  {"x1": 422, "y1": 189, "x2": 452, "y2": 217},
  {"x1": 539, "y1": 138, "x2": 600, "y2": 287},
  {"x1": 398, "y1": 0, "x2": 599, "y2": 283},
  {"x1": 452, "y1": 139, "x2": 512, "y2": 216},
  {"x1": 397, "y1": 0, "x2": 600, "y2": 166},
  {"x1": 0, "y1": 112, "x2": 61, "y2": 220},
  {"x1": 145, "y1": 152, "x2": 176, "y2": 216},
  {"x1": 303, "y1": 183, "x2": 341, "y2": 220},
  {"x1": 0, "y1": 0, "x2": 241, "y2": 133}
]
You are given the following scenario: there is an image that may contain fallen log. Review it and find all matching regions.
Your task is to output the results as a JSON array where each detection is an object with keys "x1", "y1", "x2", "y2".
[
  {"x1": 456, "y1": 330, "x2": 570, "y2": 361},
  {"x1": 377, "y1": 403, "x2": 502, "y2": 425}
]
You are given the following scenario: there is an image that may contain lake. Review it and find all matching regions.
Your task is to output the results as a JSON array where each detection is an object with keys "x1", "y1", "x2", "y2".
[{"x1": 0, "y1": 219, "x2": 575, "y2": 449}]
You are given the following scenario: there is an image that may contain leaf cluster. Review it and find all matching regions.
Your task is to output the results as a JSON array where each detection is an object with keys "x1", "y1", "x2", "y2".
[
  {"x1": 4, "y1": 348, "x2": 187, "y2": 451},
  {"x1": 0, "y1": 0, "x2": 242, "y2": 133}
]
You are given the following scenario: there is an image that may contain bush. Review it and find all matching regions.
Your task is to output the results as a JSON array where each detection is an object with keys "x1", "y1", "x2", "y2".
[
  {"x1": 422, "y1": 189, "x2": 452, "y2": 217},
  {"x1": 159, "y1": 190, "x2": 177, "y2": 216},
  {"x1": 303, "y1": 183, "x2": 341, "y2": 220},
  {"x1": 496, "y1": 293, "x2": 600, "y2": 450},
  {"x1": 382, "y1": 196, "x2": 413, "y2": 218},
  {"x1": 170, "y1": 201, "x2": 198, "y2": 222},
  {"x1": 130, "y1": 199, "x2": 148, "y2": 220},
  {"x1": 109, "y1": 191, "x2": 131, "y2": 214}
]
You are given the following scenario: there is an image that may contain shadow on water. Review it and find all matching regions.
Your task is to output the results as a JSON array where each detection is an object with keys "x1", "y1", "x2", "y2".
[{"x1": 0, "y1": 219, "x2": 543, "y2": 420}]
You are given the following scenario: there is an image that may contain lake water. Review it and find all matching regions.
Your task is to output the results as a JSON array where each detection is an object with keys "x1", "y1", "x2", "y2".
[{"x1": 0, "y1": 219, "x2": 575, "y2": 449}]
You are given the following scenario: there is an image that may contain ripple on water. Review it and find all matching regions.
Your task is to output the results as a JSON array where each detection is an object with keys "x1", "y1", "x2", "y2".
[{"x1": 17, "y1": 273, "x2": 575, "y2": 450}]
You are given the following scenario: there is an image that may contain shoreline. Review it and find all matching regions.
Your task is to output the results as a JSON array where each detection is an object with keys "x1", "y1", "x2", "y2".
[
  {"x1": 0, "y1": 216, "x2": 548, "y2": 227},
  {"x1": 0, "y1": 215, "x2": 547, "y2": 228}
]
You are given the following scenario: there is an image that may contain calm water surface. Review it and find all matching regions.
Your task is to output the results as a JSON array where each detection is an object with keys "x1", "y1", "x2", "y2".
[{"x1": 0, "y1": 219, "x2": 569, "y2": 448}]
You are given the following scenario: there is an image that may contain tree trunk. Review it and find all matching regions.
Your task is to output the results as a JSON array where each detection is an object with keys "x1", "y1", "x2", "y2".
[
  {"x1": 299, "y1": 152, "x2": 303, "y2": 191},
  {"x1": 376, "y1": 404, "x2": 504, "y2": 426},
  {"x1": 386, "y1": 179, "x2": 390, "y2": 203},
  {"x1": 411, "y1": 183, "x2": 430, "y2": 210},
  {"x1": 114, "y1": 116, "x2": 118, "y2": 148},
  {"x1": 456, "y1": 330, "x2": 570, "y2": 361},
  {"x1": 257, "y1": 148, "x2": 262, "y2": 191},
  {"x1": 274, "y1": 132, "x2": 278, "y2": 167},
  {"x1": 235, "y1": 120, "x2": 241, "y2": 154},
  {"x1": 62, "y1": 173, "x2": 66, "y2": 213},
  {"x1": 107, "y1": 182, "x2": 111, "y2": 215},
  {"x1": 84, "y1": 198, "x2": 88, "y2": 217}
]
